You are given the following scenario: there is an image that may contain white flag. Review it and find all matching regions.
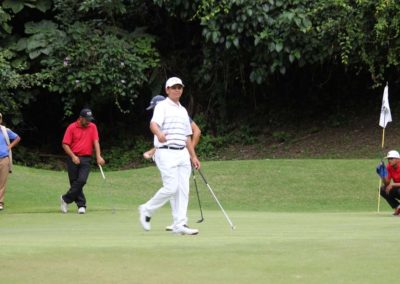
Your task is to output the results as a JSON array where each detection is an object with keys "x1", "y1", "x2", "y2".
[{"x1": 379, "y1": 84, "x2": 392, "y2": 128}]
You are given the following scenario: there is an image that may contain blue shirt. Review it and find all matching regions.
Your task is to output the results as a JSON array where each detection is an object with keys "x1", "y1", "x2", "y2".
[{"x1": 0, "y1": 128, "x2": 18, "y2": 158}]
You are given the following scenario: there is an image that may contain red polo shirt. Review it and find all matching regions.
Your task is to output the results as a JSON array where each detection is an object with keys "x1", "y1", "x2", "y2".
[
  {"x1": 387, "y1": 163, "x2": 400, "y2": 183},
  {"x1": 62, "y1": 120, "x2": 99, "y2": 156}
]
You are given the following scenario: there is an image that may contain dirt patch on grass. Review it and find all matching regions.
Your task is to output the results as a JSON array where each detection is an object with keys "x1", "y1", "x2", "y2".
[{"x1": 217, "y1": 115, "x2": 400, "y2": 160}]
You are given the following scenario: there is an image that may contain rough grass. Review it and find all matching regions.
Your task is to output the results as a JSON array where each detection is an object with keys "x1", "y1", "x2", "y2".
[{"x1": 5, "y1": 159, "x2": 380, "y2": 213}]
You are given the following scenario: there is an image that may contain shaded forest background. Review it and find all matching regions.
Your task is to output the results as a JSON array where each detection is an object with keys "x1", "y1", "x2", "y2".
[{"x1": 1, "y1": 0, "x2": 400, "y2": 169}]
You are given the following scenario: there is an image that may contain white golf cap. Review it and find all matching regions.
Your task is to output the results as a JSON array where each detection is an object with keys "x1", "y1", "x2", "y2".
[
  {"x1": 165, "y1": 77, "x2": 184, "y2": 88},
  {"x1": 386, "y1": 150, "x2": 400, "y2": 159}
]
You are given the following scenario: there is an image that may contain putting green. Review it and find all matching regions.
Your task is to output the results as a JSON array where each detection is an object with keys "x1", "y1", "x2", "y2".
[{"x1": 0, "y1": 209, "x2": 397, "y2": 284}]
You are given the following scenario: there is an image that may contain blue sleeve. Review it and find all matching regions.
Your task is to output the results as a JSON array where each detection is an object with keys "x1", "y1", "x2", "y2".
[{"x1": 7, "y1": 129, "x2": 18, "y2": 140}]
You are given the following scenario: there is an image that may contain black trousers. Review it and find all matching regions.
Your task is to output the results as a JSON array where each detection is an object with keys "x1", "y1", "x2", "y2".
[
  {"x1": 380, "y1": 185, "x2": 400, "y2": 209},
  {"x1": 62, "y1": 156, "x2": 91, "y2": 208}
]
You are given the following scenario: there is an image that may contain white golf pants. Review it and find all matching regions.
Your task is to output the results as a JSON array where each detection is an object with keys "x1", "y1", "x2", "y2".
[{"x1": 143, "y1": 148, "x2": 191, "y2": 227}]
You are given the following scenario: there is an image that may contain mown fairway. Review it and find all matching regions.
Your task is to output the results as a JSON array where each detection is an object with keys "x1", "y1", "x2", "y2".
[{"x1": 0, "y1": 160, "x2": 398, "y2": 283}]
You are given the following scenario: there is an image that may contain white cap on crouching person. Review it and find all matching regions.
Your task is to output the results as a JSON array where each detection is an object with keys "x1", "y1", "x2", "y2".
[
  {"x1": 386, "y1": 150, "x2": 400, "y2": 159},
  {"x1": 165, "y1": 77, "x2": 184, "y2": 88}
]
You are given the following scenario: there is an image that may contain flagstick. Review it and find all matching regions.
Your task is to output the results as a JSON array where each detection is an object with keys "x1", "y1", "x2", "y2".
[
  {"x1": 377, "y1": 128, "x2": 385, "y2": 213},
  {"x1": 377, "y1": 127, "x2": 386, "y2": 213},
  {"x1": 377, "y1": 179, "x2": 382, "y2": 213},
  {"x1": 377, "y1": 83, "x2": 391, "y2": 213}
]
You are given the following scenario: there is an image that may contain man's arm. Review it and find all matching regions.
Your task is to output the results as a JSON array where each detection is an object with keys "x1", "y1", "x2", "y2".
[
  {"x1": 8, "y1": 136, "x2": 21, "y2": 150},
  {"x1": 382, "y1": 177, "x2": 391, "y2": 186},
  {"x1": 191, "y1": 121, "x2": 201, "y2": 148},
  {"x1": 94, "y1": 140, "x2": 105, "y2": 165},
  {"x1": 186, "y1": 136, "x2": 200, "y2": 169},
  {"x1": 62, "y1": 143, "x2": 80, "y2": 165},
  {"x1": 150, "y1": 121, "x2": 166, "y2": 143}
]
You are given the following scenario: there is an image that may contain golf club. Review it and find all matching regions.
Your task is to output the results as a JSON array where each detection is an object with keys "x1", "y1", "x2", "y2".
[
  {"x1": 196, "y1": 168, "x2": 236, "y2": 230},
  {"x1": 98, "y1": 164, "x2": 115, "y2": 214},
  {"x1": 99, "y1": 164, "x2": 106, "y2": 180},
  {"x1": 192, "y1": 167, "x2": 204, "y2": 223}
]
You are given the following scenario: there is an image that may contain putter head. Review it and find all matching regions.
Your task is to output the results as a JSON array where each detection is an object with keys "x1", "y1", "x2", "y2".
[{"x1": 196, "y1": 218, "x2": 204, "y2": 223}]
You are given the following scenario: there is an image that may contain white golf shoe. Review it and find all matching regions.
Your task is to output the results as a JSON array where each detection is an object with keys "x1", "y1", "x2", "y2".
[
  {"x1": 173, "y1": 225, "x2": 199, "y2": 235},
  {"x1": 78, "y1": 207, "x2": 86, "y2": 214},
  {"x1": 138, "y1": 205, "x2": 151, "y2": 231},
  {"x1": 60, "y1": 196, "x2": 68, "y2": 213}
]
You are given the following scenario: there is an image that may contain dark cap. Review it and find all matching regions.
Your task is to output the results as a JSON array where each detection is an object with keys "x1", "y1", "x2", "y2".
[
  {"x1": 80, "y1": 108, "x2": 94, "y2": 121},
  {"x1": 146, "y1": 95, "x2": 166, "y2": 110}
]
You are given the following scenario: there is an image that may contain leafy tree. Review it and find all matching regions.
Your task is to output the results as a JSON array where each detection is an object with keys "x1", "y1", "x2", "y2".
[
  {"x1": 0, "y1": 6, "x2": 12, "y2": 37},
  {"x1": 2, "y1": 0, "x2": 51, "y2": 13},
  {"x1": 197, "y1": 0, "x2": 400, "y2": 86},
  {"x1": 2, "y1": 0, "x2": 400, "y2": 162},
  {"x1": 39, "y1": 22, "x2": 159, "y2": 115},
  {"x1": 15, "y1": 20, "x2": 67, "y2": 60},
  {"x1": 1, "y1": 0, "x2": 160, "y2": 119},
  {"x1": 0, "y1": 0, "x2": 53, "y2": 124},
  {"x1": 0, "y1": 49, "x2": 39, "y2": 124},
  {"x1": 152, "y1": 0, "x2": 400, "y2": 125}
]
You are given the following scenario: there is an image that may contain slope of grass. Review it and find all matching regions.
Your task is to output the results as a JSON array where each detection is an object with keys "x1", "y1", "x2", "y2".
[{"x1": 4, "y1": 159, "x2": 381, "y2": 213}]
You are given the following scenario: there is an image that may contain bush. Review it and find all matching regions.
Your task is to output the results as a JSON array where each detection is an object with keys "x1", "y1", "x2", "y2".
[{"x1": 102, "y1": 136, "x2": 153, "y2": 170}]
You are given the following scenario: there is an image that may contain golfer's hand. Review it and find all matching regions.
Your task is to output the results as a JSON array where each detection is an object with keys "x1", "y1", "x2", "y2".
[
  {"x1": 97, "y1": 156, "x2": 105, "y2": 166},
  {"x1": 191, "y1": 156, "x2": 201, "y2": 170},
  {"x1": 386, "y1": 185, "x2": 393, "y2": 194},
  {"x1": 72, "y1": 155, "x2": 80, "y2": 165}
]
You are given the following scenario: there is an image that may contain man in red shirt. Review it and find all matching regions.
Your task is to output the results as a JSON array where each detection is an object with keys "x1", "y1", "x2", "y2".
[
  {"x1": 60, "y1": 108, "x2": 105, "y2": 214},
  {"x1": 379, "y1": 150, "x2": 400, "y2": 215}
]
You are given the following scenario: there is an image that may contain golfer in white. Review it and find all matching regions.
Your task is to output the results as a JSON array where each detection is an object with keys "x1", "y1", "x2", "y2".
[{"x1": 139, "y1": 77, "x2": 201, "y2": 235}]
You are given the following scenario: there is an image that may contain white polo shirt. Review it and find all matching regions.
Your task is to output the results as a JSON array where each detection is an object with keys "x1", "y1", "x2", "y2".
[{"x1": 151, "y1": 97, "x2": 192, "y2": 148}]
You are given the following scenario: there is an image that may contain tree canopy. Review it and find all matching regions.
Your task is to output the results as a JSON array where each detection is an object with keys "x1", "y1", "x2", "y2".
[{"x1": 1, "y1": 0, "x2": 400, "y2": 162}]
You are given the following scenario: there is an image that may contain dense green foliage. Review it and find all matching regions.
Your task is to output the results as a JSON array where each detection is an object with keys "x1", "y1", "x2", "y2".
[
  {"x1": 39, "y1": 22, "x2": 159, "y2": 115},
  {"x1": 191, "y1": 0, "x2": 400, "y2": 84},
  {"x1": 1, "y1": 0, "x2": 159, "y2": 118},
  {"x1": 1, "y1": 0, "x2": 400, "y2": 167}
]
